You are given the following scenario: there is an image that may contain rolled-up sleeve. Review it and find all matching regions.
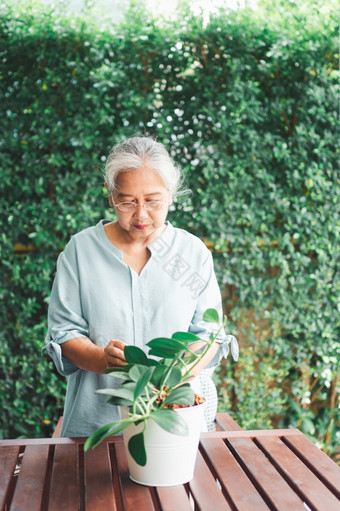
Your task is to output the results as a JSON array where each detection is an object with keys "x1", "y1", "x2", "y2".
[
  {"x1": 42, "y1": 242, "x2": 89, "y2": 376},
  {"x1": 42, "y1": 340, "x2": 78, "y2": 376}
]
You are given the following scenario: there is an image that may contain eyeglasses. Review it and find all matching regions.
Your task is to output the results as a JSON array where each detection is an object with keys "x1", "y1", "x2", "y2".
[{"x1": 112, "y1": 200, "x2": 168, "y2": 212}]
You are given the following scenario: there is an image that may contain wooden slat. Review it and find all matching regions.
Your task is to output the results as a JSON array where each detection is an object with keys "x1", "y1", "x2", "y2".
[
  {"x1": 48, "y1": 443, "x2": 79, "y2": 511},
  {"x1": 255, "y1": 434, "x2": 340, "y2": 511},
  {"x1": 156, "y1": 485, "x2": 193, "y2": 511},
  {"x1": 200, "y1": 437, "x2": 270, "y2": 510},
  {"x1": 283, "y1": 433, "x2": 340, "y2": 499},
  {"x1": 0, "y1": 445, "x2": 20, "y2": 511},
  {"x1": 84, "y1": 442, "x2": 117, "y2": 511},
  {"x1": 188, "y1": 449, "x2": 232, "y2": 511},
  {"x1": 215, "y1": 412, "x2": 242, "y2": 431},
  {"x1": 200, "y1": 428, "x2": 301, "y2": 439},
  {"x1": 227, "y1": 436, "x2": 306, "y2": 510},
  {"x1": 115, "y1": 441, "x2": 156, "y2": 510},
  {"x1": 10, "y1": 445, "x2": 50, "y2": 511}
]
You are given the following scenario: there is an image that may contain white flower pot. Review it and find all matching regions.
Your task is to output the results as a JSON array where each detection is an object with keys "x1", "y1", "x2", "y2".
[{"x1": 120, "y1": 402, "x2": 206, "y2": 486}]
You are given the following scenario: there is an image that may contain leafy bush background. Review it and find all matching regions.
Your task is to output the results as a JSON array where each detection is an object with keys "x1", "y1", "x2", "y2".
[{"x1": 0, "y1": 0, "x2": 339, "y2": 457}]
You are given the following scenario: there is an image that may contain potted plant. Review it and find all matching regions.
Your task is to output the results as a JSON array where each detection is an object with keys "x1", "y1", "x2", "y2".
[{"x1": 84, "y1": 308, "x2": 234, "y2": 486}]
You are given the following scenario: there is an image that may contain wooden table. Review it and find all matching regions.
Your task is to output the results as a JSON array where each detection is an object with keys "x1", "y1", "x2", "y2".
[{"x1": 1, "y1": 428, "x2": 339, "y2": 511}]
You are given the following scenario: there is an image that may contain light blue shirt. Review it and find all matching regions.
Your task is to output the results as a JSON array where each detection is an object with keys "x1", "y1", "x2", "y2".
[{"x1": 43, "y1": 220, "x2": 238, "y2": 436}]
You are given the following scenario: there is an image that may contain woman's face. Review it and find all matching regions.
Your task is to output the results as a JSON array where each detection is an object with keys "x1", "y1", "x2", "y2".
[{"x1": 110, "y1": 166, "x2": 172, "y2": 241}]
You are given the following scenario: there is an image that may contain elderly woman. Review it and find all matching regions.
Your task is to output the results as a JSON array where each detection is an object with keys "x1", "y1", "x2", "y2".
[{"x1": 43, "y1": 136, "x2": 238, "y2": 437}]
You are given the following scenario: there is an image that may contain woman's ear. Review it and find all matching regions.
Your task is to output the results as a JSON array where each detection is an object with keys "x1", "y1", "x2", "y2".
[
  {"x1": 105, "y1": 183, "x2": 113, "y2": 207},
  {"x1": 168, "y1": 193, "x2": 173, "y2": 206}
]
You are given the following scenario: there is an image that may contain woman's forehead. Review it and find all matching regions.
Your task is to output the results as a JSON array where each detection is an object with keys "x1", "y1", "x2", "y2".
[{"x1": 114, "y1": 166, "x2": 168, "y2": 194}]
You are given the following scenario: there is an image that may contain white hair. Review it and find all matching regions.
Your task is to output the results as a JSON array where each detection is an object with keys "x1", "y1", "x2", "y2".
[{"x1": 105, "y1": 136, "x2": 186, "y2": 197}]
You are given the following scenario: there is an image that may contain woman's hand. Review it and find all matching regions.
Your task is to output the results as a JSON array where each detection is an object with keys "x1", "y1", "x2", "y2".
[
  {"x1": 61, "y1": 336, "x2": 127, "y2": 374},
  {"x1": 104, "y1": 339, "x2": 127, "y2": 368}
]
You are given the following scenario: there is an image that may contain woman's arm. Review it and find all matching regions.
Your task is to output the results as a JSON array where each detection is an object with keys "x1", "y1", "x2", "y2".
[
  {"x1": 61, "y1": 337, "x2": 127, "y2": 374},
  {"x1": 184, "y1": 340, "x2": 219, "y2": 378}
]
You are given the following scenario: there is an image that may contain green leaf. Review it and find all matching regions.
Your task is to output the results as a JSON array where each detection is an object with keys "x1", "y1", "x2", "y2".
[
  {"x1": 84, "y1": 422, "x2": 115, "y2": 451},
  {"x1": 107, "y1": 396, "x2": 133, "y2": 407},
  {"x1": 150, "y1": 364, "x2": 168, "y2": 388},
  {"x1": 105, "y1": 382, "x2": 136, "y2": 406},
  {"x1": 84, "y1": 418, "x2": 132, "y2": 450},
  {"x1": 147, "y1": 338, "x2": 188, "y2": 358},
  {"x1": 105, "y1": 371, "x2": 131, "y2": 381},
  {"x1": 203, "y1": 308, "x2": 219, "y2": 324},
  {"x1": 162, "y1": 386, "x2": 195, "y2": 406},
  {"x1": 172, "y1": 331, "x2": 200, "y2": 342},
  {"x1": 165, "y1": 365, "x2": 182, "y2": 388},
  {"x1": 151, "y1": 409, "x2": 188, "y2": 436},
  {"x1": 128, "y1": 364, "x2": 146, "y2": 382},
  {"x1": 134, "y1": 366, "x2": 154, "y2": 400},
  {"x1": 125, "y1": 345, "x2": 152, "y2": 365},
  {"x1": 128, "y1": 431, "x2": 147, "y2": 466}
]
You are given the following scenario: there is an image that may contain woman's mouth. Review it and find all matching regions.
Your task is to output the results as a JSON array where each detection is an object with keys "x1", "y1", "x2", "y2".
[{"x1": 134, "y1": 224, "x2": 149, "y2": 230}]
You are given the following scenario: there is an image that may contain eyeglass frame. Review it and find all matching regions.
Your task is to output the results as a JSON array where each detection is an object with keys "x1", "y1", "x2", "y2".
[{"x1": 111, "y1": 197, "x2": 169, "y2": 212}]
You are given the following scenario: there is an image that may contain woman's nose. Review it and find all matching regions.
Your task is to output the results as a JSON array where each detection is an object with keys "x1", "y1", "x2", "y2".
[{"x1": 133, "y1": 203, "x2": 149, "y2": 217}]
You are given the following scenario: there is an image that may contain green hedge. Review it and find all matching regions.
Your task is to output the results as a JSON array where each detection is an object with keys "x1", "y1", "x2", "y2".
[{"x1": 0, "y1": 0, "x2": 339, "y2": 457}]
